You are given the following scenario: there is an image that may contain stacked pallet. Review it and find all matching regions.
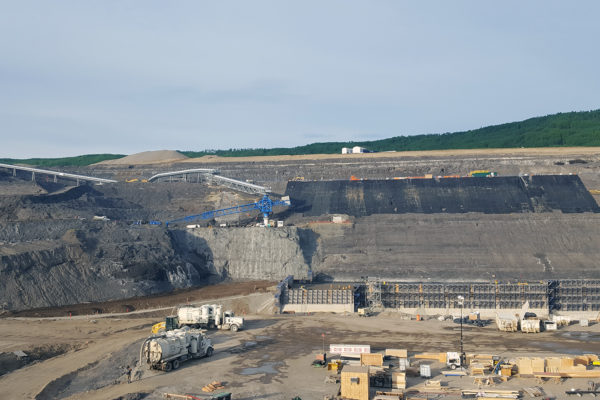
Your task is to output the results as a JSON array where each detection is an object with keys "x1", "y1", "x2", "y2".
[{"x1": 392, "y1": 372, "x2": 406, "y2": 389}]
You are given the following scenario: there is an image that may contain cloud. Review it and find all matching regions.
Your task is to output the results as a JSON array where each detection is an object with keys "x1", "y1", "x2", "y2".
[{"x1": 0, "y1": 1, "x2": 599, "y2": 157}]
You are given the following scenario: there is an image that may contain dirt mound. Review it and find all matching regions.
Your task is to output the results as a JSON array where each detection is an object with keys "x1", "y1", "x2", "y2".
[{"x1": 96, "y1": 150, "x2": 188, "y2": 165}]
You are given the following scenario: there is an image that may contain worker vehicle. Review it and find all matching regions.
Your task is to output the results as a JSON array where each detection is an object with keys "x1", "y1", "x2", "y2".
[
  {"x1": 446, "y1": 352, "x2": 462, "y2": 369},
  {"x1": 178, "y1": 304, "x2": 244, "y2": 332},
  {"x1": 468, "y1": 170, "x2": 497, "y2": 177},
  {"x1": 357, "y1": 307, "x2": 372, "y2": 317},
  {"x1": 151, "y1": 304, "x2": 244, "y2": 334},
  {"x1": 140, "y1": 328, "x2": 213, "y2": 371}
]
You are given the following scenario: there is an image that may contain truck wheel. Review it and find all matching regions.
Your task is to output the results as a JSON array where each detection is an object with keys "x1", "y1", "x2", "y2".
[
  {"x1": 164, "y1": 362, "x2": 172, "y2": 372},
  {"x1": 230, "y1": 324, "x2": 239, "y2": 332},
  {"x1": 172, "y1": 360, "x2": 180, "y2": 370},
  {"x1": 206, "y1": 347, "x2": 214, "y2": 357},
  {"x1": 450, "y1": 364, "x2": 457, "y2": 370}
]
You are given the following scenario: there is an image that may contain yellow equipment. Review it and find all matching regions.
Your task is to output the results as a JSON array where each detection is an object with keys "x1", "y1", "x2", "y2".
[
  {"x1": 150, "y1": 316, "x2": 179, "y2": 334},
  {"x1": 151, "y1": 321, "x2": 166, "y2": 334},
  {"x1": 125, "y1": 178, "x2": 139, "y2": 183}
]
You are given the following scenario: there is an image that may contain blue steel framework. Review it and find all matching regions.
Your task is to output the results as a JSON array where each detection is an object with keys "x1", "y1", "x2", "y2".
[{"x1": 165, "y1": 195, "x2": 290, "y2": 227}]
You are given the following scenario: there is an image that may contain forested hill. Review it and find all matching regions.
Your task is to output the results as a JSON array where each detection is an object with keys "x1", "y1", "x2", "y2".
[
  {"x1": 2, "y1": 109, "x2": 599, "y2": 166},
  {"x1": 182, "y1": 109, "x2": 600, "y2": 157}
]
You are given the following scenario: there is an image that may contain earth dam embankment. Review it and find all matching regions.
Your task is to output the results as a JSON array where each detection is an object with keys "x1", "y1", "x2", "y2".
[{"x1": 285, "y1": 175, "x2": 600, "y2": 216}]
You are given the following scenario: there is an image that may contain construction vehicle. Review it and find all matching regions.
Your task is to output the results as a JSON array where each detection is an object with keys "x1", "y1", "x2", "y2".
[
  {"x1": 165, "y1": 194, "x2": 291, "y2": 227},
  {"x1": 446, "y1": 352, "x2": 462, "y2": 369},
  {"x1": 140, "y1": 328, "x2": 213, "y2": 371},
  {"x1": 151, "y1": 304, "x2": 244, "y2": 334},
  {"x1": 468, "y1": 170, "x2": 497, "y2": 177},
  {"x1": 357, "y1": 307, "x2": 372, "y2": 317},
  {"x1": 178, "y1": 304, "x2": 244, "y2": 332},
  {"x1": 151, "y1": 316, "x2": 180, "y2": 334}
]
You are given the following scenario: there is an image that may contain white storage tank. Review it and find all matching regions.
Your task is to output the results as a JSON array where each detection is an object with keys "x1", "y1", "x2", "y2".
[{"x1": 178, "y1": 306, "x2": 203, "y2": 325}]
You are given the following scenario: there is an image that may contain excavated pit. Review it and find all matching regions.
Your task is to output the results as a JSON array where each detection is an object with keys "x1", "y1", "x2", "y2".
[{"x1": 2, "y1": 153, "x2": 600, "y2": 310}]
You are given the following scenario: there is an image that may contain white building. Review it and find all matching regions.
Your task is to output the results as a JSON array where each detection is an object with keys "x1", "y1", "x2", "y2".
[{"x1": 342, "y1": 146, "x2": 372, "y2": 154}]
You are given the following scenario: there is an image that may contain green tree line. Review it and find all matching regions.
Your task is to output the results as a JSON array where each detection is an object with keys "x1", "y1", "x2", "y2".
[{"x1": 2, "y1": 109, "x2": 599, "y2": 166}]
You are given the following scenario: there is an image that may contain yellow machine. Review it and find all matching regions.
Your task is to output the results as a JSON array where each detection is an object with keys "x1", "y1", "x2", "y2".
[
  {"x1": 150, "y1": 316, "x2": 179, "y2": 334},
  {"x1": 151, "y1": 321, "x2": 165, "y2": 334}
]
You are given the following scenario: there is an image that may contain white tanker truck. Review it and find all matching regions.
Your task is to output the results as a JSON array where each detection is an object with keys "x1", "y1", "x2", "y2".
[
  {"x1": 140, "y1": 328, "x2": 213, "y2": 371},
  {"x1": 177, "y1": 304, "x2": 244, "y2": 332}
]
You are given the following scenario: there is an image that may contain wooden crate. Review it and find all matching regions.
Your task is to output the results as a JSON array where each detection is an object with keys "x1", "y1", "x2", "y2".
[
  {"x1": 560, "y1": 357, "x2": 574, "y2": 369},
  {"x1": 392, "y1": 372, "x2": 406, "y2": 389},
  {"x1": 532, "y1": 358, "x2": 545, "y2": 373},
  {"x1": 341, "y1": 366, "x2": 370, "y2": 400},
  {"x1": 545, "y1": 357, "x2": 561, "y2": 373},
  {"x1": 361, "y1": 353, "x2": 384, "y2": 367}
]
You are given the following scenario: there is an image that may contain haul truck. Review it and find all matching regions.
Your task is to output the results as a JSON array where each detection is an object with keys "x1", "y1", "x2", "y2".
[
  {"x1": 140, "y1": 328, "x2": 213, "y2": 371},
  {"x1": 151, "y1": 304, "x2": 244, "y2": 334}
]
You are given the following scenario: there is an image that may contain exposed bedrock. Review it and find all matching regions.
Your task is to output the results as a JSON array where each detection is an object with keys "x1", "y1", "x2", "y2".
[
  {"x1": 0, "y1": 225, "x2": 210, "y2": 311},
  {"x1": 171, "y1": 227, "x2": 313, "y2": 281}
]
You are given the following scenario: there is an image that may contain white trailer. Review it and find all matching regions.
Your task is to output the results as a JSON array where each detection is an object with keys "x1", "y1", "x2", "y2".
[{"x1": 140, "y1": 328, "x2": 213, "y2": 371}]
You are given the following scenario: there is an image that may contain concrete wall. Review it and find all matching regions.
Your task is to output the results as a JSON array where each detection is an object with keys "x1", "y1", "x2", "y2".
[
  {"x1": 386, "y1": 307, "x2": 550, "y2": 319},
  {"x1": 282, "y1": 303, "x2": 354, "y2": 313}
]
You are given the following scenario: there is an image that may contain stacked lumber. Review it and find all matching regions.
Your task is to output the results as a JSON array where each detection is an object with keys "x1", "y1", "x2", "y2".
[
  {"x1": 441, "y1": 369, "x2": 467, "y2": 376},
  {"x1": 415, "y1": 352, "x2": 446, "y2": 363},
  {"x1": 522, "y1": 386, "x2": 545, "y2": 398},
  {"x1": 462, "y1": 389, "x2": 520, "y2": 399},
  {"x1": 201, "y1": 381, "x2": 225, "y2": 392},
  {"x1": 361, "y1": 353, "x2": 384, "y2": 367},
  {"x1": 470, "y1": 363, "x2": 487, "y2": 376},
  {"x1": 424, "y1": 380, "x2": 441, "y2": 388},
  {"x1": 559, "y1": 370, "x2": 600, "y2": 378},
  {"x1": 385, "y1": 349, "x2": 408, "y2": 358},
  {"x1": 516, "y1": 357, "x2": 545, "y2": 375},
  {"x1": 392, "y1": 372, "x2": 406, "y2": 389},
  {"x1": 467, "y1": 354, "x2": 494, "y2": 368}
]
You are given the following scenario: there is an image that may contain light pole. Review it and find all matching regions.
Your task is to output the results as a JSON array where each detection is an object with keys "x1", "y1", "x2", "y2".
[{"x1": 457, "y1": 295, "x2": 465, "y2": 368}]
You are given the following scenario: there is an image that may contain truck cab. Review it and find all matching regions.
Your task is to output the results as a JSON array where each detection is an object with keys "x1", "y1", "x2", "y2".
[
  {"x1": 446, "y1": 352, "x2": 462, "y2": 369},
  {"x1": 219, "y1": 311, "x2": 244, "y2": 332}
]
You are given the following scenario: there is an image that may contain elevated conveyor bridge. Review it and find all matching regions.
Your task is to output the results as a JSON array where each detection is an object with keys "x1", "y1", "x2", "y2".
[
  {"x1": 0, "y1": 162, "x2": 117, "y2": 185},
  {"x1": 148, "y1": 168, "x2": 270, "y2": 195}
]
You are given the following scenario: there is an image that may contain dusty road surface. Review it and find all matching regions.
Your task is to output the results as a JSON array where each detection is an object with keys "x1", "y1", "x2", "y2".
[{"x1": 1, "y1": 302, "x2": 600, "y2": 400}]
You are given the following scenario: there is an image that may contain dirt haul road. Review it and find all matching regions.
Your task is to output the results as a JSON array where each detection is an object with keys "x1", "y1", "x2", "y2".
[{"x1": 1, "y1": 305, "x2": 600, "y2": 399}]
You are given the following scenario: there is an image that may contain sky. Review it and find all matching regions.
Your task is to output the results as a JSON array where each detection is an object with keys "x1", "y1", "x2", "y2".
[{"x1": 1, "y1": 1, "x2": 599, "y2": 158}]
